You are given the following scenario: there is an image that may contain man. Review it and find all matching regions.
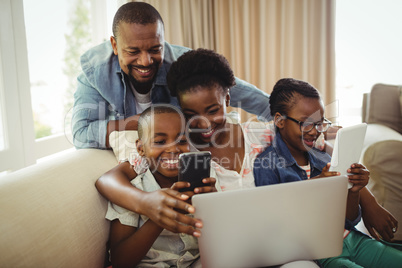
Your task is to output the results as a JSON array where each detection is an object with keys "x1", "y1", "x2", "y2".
[{"x1": 72, "y1": 1, "x2": 271, "y2": 149}]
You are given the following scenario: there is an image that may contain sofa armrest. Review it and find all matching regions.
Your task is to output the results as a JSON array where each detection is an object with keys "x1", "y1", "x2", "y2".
[
  {"x1": 0, "y1": 149, "x2": 117, "y2": 267},
  {"x1": 361, "y1": 124, "x2": 402, "y2": 241}
]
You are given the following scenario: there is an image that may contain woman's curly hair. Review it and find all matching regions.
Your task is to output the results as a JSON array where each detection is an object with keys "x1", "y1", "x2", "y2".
[{"x1": 167, "y1": 48, "x2": 236, "y2": 97}]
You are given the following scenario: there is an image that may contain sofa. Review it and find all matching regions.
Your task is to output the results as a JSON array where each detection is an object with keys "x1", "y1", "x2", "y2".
[
  {"x1": 0, "y1": 148, "x2": 117, "y2": 267},
  {"x1": 361, "y1": 83, "x2": 402, "y2": 242},
  {"x1": 1, "y1": 83, "x2": 401, "y2": 266}
]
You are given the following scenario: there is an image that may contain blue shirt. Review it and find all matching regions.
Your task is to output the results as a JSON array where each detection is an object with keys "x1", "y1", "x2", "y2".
[
  {"x1": 72, "y1": 41, "x2": 272, "y2": 149},
  {"x1": 254, "y1": 131, "x2": 361, "y2": 229}
]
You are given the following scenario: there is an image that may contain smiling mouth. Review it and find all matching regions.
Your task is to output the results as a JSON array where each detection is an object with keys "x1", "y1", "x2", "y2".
[
  {"x1": 160, "y1": 158, "x2": 179, "y2": 169},
  {"x1": 200, "y1": 127, "x2": 216, "y2": 138},
  {"x1": 134, "y1": 67, "x2": 153, "y2": 76},
  {"x1": 303, "y1": 138, "x2": 315, "y2": 147}
]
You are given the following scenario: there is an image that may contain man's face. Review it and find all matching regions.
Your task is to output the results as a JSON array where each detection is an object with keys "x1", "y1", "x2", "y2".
[{"x1": 111, "y1": 21, "x2": 164, "y2": 92}]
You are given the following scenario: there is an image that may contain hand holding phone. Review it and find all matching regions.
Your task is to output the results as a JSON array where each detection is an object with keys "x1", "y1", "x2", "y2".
[{"x1": 178, "y1": 152, "x2": 211, "y2": 192}]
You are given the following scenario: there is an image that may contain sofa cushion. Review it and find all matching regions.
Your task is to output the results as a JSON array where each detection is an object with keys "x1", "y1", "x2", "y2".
[
  {"x1": 362, "y1": 140, "x2": 402, "y2": 241},
  {"x1": 0, "y1": 149, "x2": 117, "y2": 267},
  {"x1": 367, "y1": 83, "x2": 402, "y2": 134},
  {"x1": 109, "y1": 130, "x2": 139, "y2": 161}
]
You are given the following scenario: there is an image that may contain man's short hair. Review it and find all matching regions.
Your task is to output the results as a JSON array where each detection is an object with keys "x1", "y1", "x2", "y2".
[{"x1": 112, "y1": 2, "x2": 164, "y2": 37}]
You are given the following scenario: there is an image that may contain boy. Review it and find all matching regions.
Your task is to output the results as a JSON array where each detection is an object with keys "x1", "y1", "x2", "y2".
[{"x1": 103, "y1": 104, "x2": 217, "y2": 267}]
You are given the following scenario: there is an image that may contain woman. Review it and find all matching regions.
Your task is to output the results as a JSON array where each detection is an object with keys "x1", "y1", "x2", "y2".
[{"x1": 96, "y1": 48, "x2": 398, "y2": 254}]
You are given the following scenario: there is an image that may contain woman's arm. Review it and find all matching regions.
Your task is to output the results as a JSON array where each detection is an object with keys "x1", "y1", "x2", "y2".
[
  {"x1": 96, "y1": 162, "x2": 202, "y2": 235},
  {"x1": 360, "y1": 186, "x2": 398, "y2": 241},
  {"x1": 109, "y1": 219, "x2": 163, "y2": 268}
]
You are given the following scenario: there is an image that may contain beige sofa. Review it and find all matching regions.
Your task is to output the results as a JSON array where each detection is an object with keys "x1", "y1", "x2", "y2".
[
  {"x1": 361, "y1": 83, "x2": 402, "y2": 242},
  {"x1": 0, "y1": 149, "x2": 117, "y2": 267}
]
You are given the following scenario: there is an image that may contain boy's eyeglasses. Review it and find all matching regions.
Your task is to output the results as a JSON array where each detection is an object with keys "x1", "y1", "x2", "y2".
[{"x1": 284, "y1": 115, "x2": 332, "y2": 133}]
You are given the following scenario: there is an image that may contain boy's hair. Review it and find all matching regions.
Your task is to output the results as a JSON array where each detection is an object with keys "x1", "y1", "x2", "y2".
[
  {"x1": 138, "y1": 105, "x2": 182, "y2": 139},
  {"x1": 270, "y1": 78, "x2": 321, "y2": 116},
  {"x1": 112, "y1": 2, "x2": 164, "y2": 37},
  {"x1": 167, "y1": 48, "x2": 236, "y2": 97}
]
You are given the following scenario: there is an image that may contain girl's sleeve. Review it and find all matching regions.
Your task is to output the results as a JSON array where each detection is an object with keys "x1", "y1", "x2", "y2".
[
  {"x1": 345, "y1": 205, "x2": 362, "y2": 230},
  {"x1": 253, "y1": 151, "x2": 280, "y2": 186}
]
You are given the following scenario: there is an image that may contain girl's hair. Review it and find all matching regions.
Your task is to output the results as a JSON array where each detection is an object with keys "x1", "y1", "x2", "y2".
[
  {"x1": 167, "y1": 48, "x2": 236, "y2": 97},
  {"x1": 138, "y1": 104, "x2": 182, "y2": 139},
  {"x1": 269, "y1": 78, "x2": 321, "y2": 116}
]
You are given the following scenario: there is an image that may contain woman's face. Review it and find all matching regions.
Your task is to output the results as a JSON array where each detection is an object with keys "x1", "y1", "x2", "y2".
[{"x1": 178, "y1": 84, "x2": 230, "y2": 145}]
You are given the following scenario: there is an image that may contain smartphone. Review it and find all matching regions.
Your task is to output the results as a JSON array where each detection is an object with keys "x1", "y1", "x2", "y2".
[{"x1": 178, "y1": 151, "x2": 211, "y2": 192}]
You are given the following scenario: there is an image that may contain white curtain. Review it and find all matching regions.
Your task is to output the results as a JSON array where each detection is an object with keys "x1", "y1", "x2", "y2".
[{"x1": 129, "y1": 0, "x2": 336, "y2": 121}]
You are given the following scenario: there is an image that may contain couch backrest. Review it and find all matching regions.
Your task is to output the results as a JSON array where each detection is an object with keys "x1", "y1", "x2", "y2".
[
  {"x1": 364, "y1": 83, "x2": 402, "y2": 134},
  {"x1": 0, "y1": 149, "x2": 117, "y2": 267}
]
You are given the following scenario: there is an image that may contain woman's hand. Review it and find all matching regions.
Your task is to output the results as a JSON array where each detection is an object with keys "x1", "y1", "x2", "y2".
[
  {"x1": 361, "y1": 199, "x2": 398, "y2": 242},
  {"x1": 194, "y1": 177, "x2": 218, "y2": 194},
  {"x1": 348, "y1": 163, "x2": 369, "y2": 193}
]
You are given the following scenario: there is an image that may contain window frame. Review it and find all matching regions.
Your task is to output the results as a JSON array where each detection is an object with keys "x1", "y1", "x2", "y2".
[{"x1": 0, "y1": 0, "x2": 110, "y2": 173}]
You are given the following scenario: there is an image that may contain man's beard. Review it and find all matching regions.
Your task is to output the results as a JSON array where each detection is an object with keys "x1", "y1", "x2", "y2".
[{"x1": 127, "y1": 64, "x2": 157, "y2": 94}]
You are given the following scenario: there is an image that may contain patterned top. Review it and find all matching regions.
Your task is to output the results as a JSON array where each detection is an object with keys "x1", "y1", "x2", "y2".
[{"x1": 213, "y1": 121, "x2": 275, "y2": 191}]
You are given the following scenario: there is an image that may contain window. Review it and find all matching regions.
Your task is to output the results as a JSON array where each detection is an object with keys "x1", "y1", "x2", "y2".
[
  {"x1": 0, "y1": 0, "x2": 118, "y2": 174},
  {"x1": 335, "y1": 0, "x2": 402, "y2": 127}
]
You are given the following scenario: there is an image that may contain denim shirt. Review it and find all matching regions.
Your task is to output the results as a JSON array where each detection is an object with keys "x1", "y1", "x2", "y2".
[
  {"x1": 254, "y1": 131, "x2": 361, "y2": 229},
  {"x1": 72, "y1": 41, "x2": 272, "y2": 149}
]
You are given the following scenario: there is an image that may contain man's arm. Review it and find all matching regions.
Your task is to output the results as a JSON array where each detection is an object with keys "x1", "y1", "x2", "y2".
[
  {"x1": 230, "y1": 77, "x2": 272, "y2": 121},
  {"x1": 72, "y1": 74, "x2": 111, "y2": 149},
  {"x1": 72, "y1": 73, "x2": 141, "y2": 149}
]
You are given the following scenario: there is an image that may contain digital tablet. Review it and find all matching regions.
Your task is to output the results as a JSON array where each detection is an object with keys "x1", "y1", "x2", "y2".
[{"x1": 329, "y1": 123, "x2": 367, "y2": 188}]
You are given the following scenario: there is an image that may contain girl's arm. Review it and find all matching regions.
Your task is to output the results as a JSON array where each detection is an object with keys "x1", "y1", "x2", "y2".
[
  {"x1": 96, "y1": 162, "x2": 202, "y2": 236},
  {"x1": 346, "y1": 191, "x2": 360, "y2": 221},
  {"x1": 109, "y1": 219, "x2": 163, "y2": 268},
  {"x1": 346, "y1": 164, "x2": 369, "y2": 221}
]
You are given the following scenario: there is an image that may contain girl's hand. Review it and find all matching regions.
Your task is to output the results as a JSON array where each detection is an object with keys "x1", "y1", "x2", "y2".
[
  {"x1": 348, "y1": 163, "x2": 369, "y2": 193},
  {"x1": 194, "y1": 177, "x2": 218, "y2": 194},
  {"x1": 311, "y1": 163, "x2": 340, "y2": 179},
  {"x1": 140, "y1": 187, "x2": 202, "y2": 237}
]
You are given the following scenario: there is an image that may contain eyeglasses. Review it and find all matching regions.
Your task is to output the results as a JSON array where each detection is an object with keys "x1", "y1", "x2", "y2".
[{"x1": 284, "y1": 115, "x2": 332, "y2": 133}]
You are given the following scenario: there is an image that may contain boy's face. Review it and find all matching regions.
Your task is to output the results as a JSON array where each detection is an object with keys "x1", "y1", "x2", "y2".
[
  {"x1": 179, "y1": 84, "x2": 230, "y2": 145},
  {"x1": 279, "y1": 96, "x2": 324, "y2": 154},
  {"x1": 138, "y1": 113, "x2": 189, "y2": 178}
]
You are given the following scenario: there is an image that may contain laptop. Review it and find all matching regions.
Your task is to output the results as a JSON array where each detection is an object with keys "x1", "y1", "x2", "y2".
[
  {"x1": 192, "y1": 175, "x2": 349, "y2": 267},
  {"x1": 329, "y1": 123, "x2": 367, "y2": 188}
]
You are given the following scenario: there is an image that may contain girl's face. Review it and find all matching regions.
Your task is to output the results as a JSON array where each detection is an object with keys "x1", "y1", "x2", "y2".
[
  {"x1": 138, "y1": 112, "x2": 189, "y2": 179},
  {"x1": 178, "y1": 84, "x2": 230, "y2": 145},
  {"x1": 277, "y1": 96, "x2": 324, "y2": 155}
]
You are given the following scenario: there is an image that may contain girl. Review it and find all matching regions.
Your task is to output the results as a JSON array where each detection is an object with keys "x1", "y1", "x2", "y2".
[{"x1": 253, "y1": 78, "x2": 402, "y2": 267}]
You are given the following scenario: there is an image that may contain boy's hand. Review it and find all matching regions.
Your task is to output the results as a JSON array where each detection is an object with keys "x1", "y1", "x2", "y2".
[
  {"x1": 348, "y1": 163, "x2": 369, "y2": 192},
  {"x1": 311, "y1": 163, "x2": 340, "y2": 179},
  {"x1": 194, "y1": 177, "x2": 218, "y2": 194},
  {"x1": 171, "y1": 181, "x2": 196, "y2": 202},
  {"x1": 140, "y1": 187, "x2": 202, "y2": 237}
]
